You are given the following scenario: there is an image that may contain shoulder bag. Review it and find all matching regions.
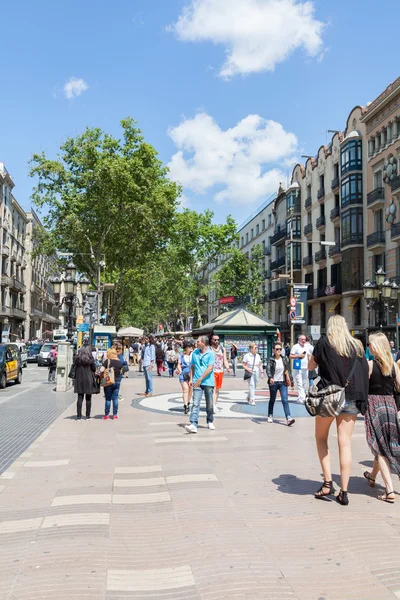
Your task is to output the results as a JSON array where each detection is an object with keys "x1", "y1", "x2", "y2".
[
  {"x1": 101, "y1": 359, "x2": 115, "y2": 387},
  {"x1": 305, "y1": 359, "x2": 358, "y2": 417},
  {"x1": 68, "y1": 363, "x2": 76, "y2": 380},
  {"x1": 244, "y1": 355, "x2": 256, "y2": 381}
]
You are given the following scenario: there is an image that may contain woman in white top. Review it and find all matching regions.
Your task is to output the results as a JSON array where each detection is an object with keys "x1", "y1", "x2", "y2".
[{"x1": 242, "y1": 342, "x2": 264, "y2": 405}]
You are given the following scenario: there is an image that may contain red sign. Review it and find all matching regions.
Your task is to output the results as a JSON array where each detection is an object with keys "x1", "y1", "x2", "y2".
[{"x1": 218, "y1": 296, "x2": 235, "y2": 305}]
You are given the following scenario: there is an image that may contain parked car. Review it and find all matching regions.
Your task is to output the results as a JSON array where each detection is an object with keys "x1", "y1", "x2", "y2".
[
  {"x1": 38, "y1": 342, "x2": 58, "y2": 366},
  {"x1": 27, "y1": 343, "x2": 42, "y2": 363},
  {"x1": 16, "y1": 342, "x2": 28, "y2": 368},
  {"x1": 0, "y1": 343, "x2": 23, "y2": 388}
]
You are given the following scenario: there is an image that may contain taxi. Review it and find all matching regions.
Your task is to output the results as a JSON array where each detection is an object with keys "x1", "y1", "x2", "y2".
[{"x1": 0, "y1": 343, "x2": 22, "y2": 388}]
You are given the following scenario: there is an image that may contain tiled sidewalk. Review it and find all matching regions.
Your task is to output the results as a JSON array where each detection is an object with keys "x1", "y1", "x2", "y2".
[{"x1": 1, "y1": 370, "x2": 400, "y2": 599}]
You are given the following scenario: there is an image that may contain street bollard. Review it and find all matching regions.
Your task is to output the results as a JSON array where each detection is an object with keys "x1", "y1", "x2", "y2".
[{"x1": 56, "y1": 341, "x2": 74, "y2": 392}]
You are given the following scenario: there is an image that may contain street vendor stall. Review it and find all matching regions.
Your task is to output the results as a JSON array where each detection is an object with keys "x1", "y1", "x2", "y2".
[{"x1": 192, "y1": 307, "x2": 277, "y2": 368}]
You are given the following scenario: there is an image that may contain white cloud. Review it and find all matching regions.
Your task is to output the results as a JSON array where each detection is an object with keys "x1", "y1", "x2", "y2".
[
  {"x1": 63, "y1": 77, "x2": 89, "y2": 99},
  {"x1": 168, "y1": 112, "x2": 298, "y2": 205},
  {"x1": 169, "y1": 0, "x2": 325, "y2": 78}
]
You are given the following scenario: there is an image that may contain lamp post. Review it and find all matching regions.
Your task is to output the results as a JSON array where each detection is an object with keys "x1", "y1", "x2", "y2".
[
  {"x1": 362, "y1": 267, "x2": 400, "y2": 332},
  {"x1": 50, "y1": 263, "x2": 88, "y2": 340}
]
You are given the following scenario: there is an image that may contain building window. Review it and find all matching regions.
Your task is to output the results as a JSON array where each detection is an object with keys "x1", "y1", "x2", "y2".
[
  {"x1": 342, "y1": 248, "x2": 364, "y2": 292},
  {"x1": 251, "y1": 229, "x2": 254, "y2": 239},
  {"x1": 246, "y1": 233, "x2": 248, "y2": 244},
  {"x1": 321, "y1": 303, "x2": 326, "y2": 330},
  {"x1": 353, "y1": 298, "x2": 361, "y2": 326},
  {"x1": 307, "y1": 305, "x2": 312, "y2": 325},
  {"x1": 373, "y1": 170, "x2": 382, "y2": 189},
  {"x1": 262, "y1": 219, "x2": 265, "y2": 230},
  {"x1": 256, "y1": 224, "x2": 259, "y2": 235},
  {"x1": 341, "y1": 139, "x2": 362, "y2": 175},
  {"x1": 317, "y1": 268, "x2": 327, "y2": 293},
  {"x1": 288, "y1": 216, "x2": 301, "y2": 238},
  {"x1": 341, "y1": 174, "x2": 363, "y2": 207},
  {"x1": 268, "y1": 214, "x2": 272, "y2": 226},
  {"x1": 374, "y1": 209, "x2": 384, "y2": 232},
  {"x1": 241, "y1": 236, "x2": 244, "y2": 247},
  {"x1": 341, "y1": 207, "x2": 363, "y2": 247},
  {"x1": 373, "y1": 253, "x2": 386, "y2": 274}
]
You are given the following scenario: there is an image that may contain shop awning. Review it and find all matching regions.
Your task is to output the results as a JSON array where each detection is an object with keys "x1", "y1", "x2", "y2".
[
  {"x1": 348, "y1": 296, "x2": 361, "y2": 310},
  {"x1": 328, "y1": 300, "x2": 341, "y2": 313}
]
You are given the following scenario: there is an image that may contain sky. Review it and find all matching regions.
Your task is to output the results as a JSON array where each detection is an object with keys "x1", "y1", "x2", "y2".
[{"x1": 1, "y1": 0, "x2": 400, "y2": 226}]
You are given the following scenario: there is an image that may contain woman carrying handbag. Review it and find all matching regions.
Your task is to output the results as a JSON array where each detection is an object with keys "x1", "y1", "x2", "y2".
[
  {"x1": 242, "y1": 343, "x2": 264, "y2": 405},
  {"x1": 100, "y1": 347, "x2": 123, "y2": 420},
  {"x1": 266, "y1": 342, "x2": 295, "y2": 426}
]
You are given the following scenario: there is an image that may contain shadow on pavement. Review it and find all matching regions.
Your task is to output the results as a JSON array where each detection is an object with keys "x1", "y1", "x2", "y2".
[{"x1": 272, "y1": 474, "x2": 322, "y2": 496}]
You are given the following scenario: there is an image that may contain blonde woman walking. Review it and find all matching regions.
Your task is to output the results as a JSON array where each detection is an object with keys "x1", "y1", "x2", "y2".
[
  {"x1": 308, "y1": 315, "x2": 368, "y2": 505},
  {"x1": 363, "y1": 332, "x2": 400, "y2": 503}
]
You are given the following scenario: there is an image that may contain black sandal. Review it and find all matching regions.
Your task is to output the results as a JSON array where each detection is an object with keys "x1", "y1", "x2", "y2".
[
  {"x1": 378, "y1": 490, "x2": 395, "y2": 504},
  {"x1": 314, "y1": 480, "x2": 334, "y2": 499},
  {"x1": 363, "y1": 471, "x2": 375, "y2": 488},
  {"x1": 336, "y1": 490, "x2": 349, "y2": 506}
]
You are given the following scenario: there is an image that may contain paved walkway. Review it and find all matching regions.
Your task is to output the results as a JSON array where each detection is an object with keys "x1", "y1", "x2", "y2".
[{"x1": 1, "y1": 368, "x2": 400, "y2": 599}]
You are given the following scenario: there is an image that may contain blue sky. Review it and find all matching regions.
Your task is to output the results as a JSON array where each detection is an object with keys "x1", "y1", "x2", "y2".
[{"x1": 2, "y1": 0, "x2": 400, "y2": 225}]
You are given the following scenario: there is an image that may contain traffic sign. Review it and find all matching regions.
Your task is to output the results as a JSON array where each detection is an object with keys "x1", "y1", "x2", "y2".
[
  {"x1": 77, "y1": 323, "x2": 90, "y2": 332},
  {"x1": 290, "y1": 310, "x2": 296, "y2": 320},
  {"x1": 290, "y1": 296, "x2": 296, "y2": 308}
]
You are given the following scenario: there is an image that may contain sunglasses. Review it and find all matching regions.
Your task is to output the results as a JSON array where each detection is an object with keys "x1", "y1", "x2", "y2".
[
  {"x1": 212, "y1": 338, "x2": 220, "y2": 342},
  {"x1": 275, "y1": 347, "x2": 282, "y2": 351}
]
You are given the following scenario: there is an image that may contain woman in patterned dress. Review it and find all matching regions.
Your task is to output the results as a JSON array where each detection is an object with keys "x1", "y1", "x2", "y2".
[{"x1": 363, "y1": 332, "x2": 400, "y2": 503}]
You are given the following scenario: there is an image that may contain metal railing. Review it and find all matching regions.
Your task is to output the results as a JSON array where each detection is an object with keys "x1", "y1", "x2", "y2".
[
  {"x1": 331, "y1": 176, "x2": 339, "y2": 190},
  {"x1": 303, "y1": 255, "x2": 313, "y2": 267},
  {"x1": 270, "y1": 227, "x2": 287, "y2": 245},
  {"x1": 316, "y1": 215, "x2": 326, "y2": 229},
  {"x1": 366, "y1": 231, "x2": 385, "y2": 248},
  {"x1": 315, "y1": 248, "x2": 327, "y2": 262},
  {"x1": 270, "y1": 256, "x2": 286, "y2": 270},
  {"x1": 390, "y1": 175, "x2": 400, "y2": 193},
  {"x1": 328, "y1": 244, "x2": 341, "y2": 257},
  {"x1": 367, "y1": 187, "x2": 385, "y2": 206},
  {"x1": 391, "y1": 222, "x2": 400, "y2": 239},
  {"x1": 317, "y1": 187, "x2": 325, "y2": 200},
  {"x1": 342, "y1": 233, "x2": 363, "y2": 247},
  {"x1": 305, "y1": 196, "x2": 312, "y2": 209},
  {"x1": 330, "y1": 206, "x2": 340, "y2": 220},
  {"x1": 304, "y1": 223, "x2": 313, "y2": 235}
]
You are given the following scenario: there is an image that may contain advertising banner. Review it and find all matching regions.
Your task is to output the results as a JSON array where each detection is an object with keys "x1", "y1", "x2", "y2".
[
  {"x1": 291, "y1": 285, "x2": 308, "y2": 325},
  {"x1": 218, "y1": 296, "x2": 235, "y2": 305}
]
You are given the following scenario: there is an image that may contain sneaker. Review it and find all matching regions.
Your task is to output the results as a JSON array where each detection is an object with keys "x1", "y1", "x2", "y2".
[
  {"x1": 185, "y1": 424, "x2": 197, "y2": 434},
  {"x1": 113, "y1": 415, "x2": 119, "y2": 420},
  {"x1": 76, "y1": 416, "x2": 82, "y2": 421},
  {"x1": 287, "y1": 418, "x2": 295, "y2": 427},
  {"x1": 208, "y1": 423, "x2": 216, "y2": 430},
  {"x1": 267, "y1": 416, "x2": 273, "y2": 423},
  {"x1": 103, "y1": 415, "x2": 110, "y2": 420},
  {"x1": 86, "y1": 416, "x2": 92, "y2": 421},
  {"x1": 119, "y1": 397, "x2": 124, "y2": 402}
]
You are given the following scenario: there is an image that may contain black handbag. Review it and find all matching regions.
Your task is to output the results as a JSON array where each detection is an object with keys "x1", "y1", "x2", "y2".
[
  {"x1": 68, "y1": 363, "x2": 76, "y2": 379},
  {"x1": 392, "y1": 366, "x2": 400, "y2": 410},
  {"x1": 244, "y1": 355, "x2": 256, "y2": 380},
  {"x1": 92, "y1": 373, "x2": 101, "y2": 395}
]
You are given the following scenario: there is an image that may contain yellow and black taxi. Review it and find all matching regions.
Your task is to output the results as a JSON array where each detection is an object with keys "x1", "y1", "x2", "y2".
[{"x1": 0, "y1": 343, "x2": 23, "y2": 388}]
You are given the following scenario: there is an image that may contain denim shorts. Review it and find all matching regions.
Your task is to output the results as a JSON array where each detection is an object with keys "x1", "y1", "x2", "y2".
[{"x1": 340, "y1": 399, "x2": 359, "y2": 415}]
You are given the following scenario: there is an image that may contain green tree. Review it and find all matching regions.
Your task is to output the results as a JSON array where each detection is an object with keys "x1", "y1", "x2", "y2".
[
  {"x1": 211, "y1": 244, "x2": 266, "y2": 315},
  {"x1": 30, "y1": 118, "x2": 180, "y2": 295}
]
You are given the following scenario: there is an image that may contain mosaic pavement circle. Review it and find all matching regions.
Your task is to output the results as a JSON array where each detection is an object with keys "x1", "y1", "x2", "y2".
[{"x1": 133, "y1": 389, "x2": 310, "y2": 419}]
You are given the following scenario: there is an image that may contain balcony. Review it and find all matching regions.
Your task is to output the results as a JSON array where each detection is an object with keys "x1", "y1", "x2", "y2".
[
  {"x1": 391, "y1": 175, "x2": 400, "y2": 195},
  {"x1": 287, "y1": 203, "x2": 301, "y2": 216},
  {"x1": 1, "y1": 275, "x2": 11, "y2": 287},
  {"x1": 317, "y1": 187, "x2": 325, "y2": 201},
  {"x1": 330, "y1": 206, "x2": 340, "y2": 221},
  {"x1": 264, "y1": 245, "x2": 271, "y2": 256},
  {"x1": 10, "y1": 249, "x2": 17, "y2": 262},
  {"x1": 341, "y1": 233, "x2": 364, "y2": 248},
  {"x1": 314, "y1": 249, "x2": 327, "y2": 263},
  {"x1": 367, "y1": 187, "x2": 385, "y2": 209},
  {"x1": 307, "y1": 287, "x2": 314, "y2": 300},
  {"x1": 391, "y1": 222, "x2": 400, "y2": 242},
  {"x1": 270, "y1": 256, "x2": 286, "y2": 271},
  {"x1": 328, "y1": 244, "x2": 341, "y2": 257},
  {"x1": 270, "y1": 227, "x2": 287, "y2": 245},
  {"x1": 304, "y1": 223, "x2": 313, "y2": 236},
  {"x1": 0, "y1": 305, "x2": 10, "y2": 316},
  {"x1": 10, "y1": 307, "x2": 26, "y2": 320},
  {"x1": 366, "y1": 231, "x2": 386, "y2": 250},
  {"x1": 269, "y1": 290, "x2": 277, "y2": 300},
  {"x1": 305, "y1": 196, "x2": 312, "y2": 210},
  {"x1": 1, "y1": 244, "x2": 9, "y2": 257},
  {"x1": 10, "y1": 278, "x2": 26, "y2": 293},
  {"x1": 303, "y1": 255, "x2": 313, "y2": 267},
  {"x1": 331, "y1": 176, "x2": 340, "y2": 190},
  {"x1": 316, "y1": 215, "x2": 326, "y2": 229},
  {"x1": 276, "y1": 286, "x2": 288, "y2": 299}
]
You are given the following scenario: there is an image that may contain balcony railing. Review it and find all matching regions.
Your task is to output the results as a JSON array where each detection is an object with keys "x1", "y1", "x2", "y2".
[
  {"x1": 366, "y1": 231, "x2": 385, "y2": 248},
  {"x1": 0, "y1": 305, "x2": 9, "y2": 316},
  {"x1": 342, "y1": 233, "x2": 364, "y2": 248},
  {"x1": 1, "y1": 245, "x2": 9, "y2": 257},
  {"x1": 328, "y1": 244, "x2": 341, "y2": 257},
  {"x1": 391, "y1": 222, "x2": 400, "y2": 240},
  {"x1": 271, "y1": 227, "x2": 287, "y2": 245},
  {"x1": 330, "y1": 206, "x2": 340, "y2": 220},
  {"x1": 316, "y1": 215, "x2": 326, "y2": 229},
  {"x1": 305, "y1": 196, "x2": 312, "y2": 209},
  {"x1": 11, "y1": 307, "x2": 26, "y2": 319},
  {"x1": 331, "y1": 176, "x2": 340, "y2": 190},
  {"x1": 314, "y1": 249, "x2": 327, "y2": 263},
  {"x1": 10, "y1": 278, "x2": 26, "y2": 293},
  {"x1": 276, "y1": 286, "x2": 288, "y2": 299},
  {"x1": 1, "y1": 275, "x2": 11, "y2": 287},
  {"x1": 367, "y1": 187, "x2": 385, "y2": 206},
  {"x1": 303, "y1": 255, "x2": 313, "y2": 267},
  {"x1": 317, "y1": 187, "x2": 325, "y2": 200},
  {"x1": 304, "y1": 223, "x2": 313, "y2": 236},
  {"x1": 264, "y1": 245, "x2": 271, "y2": 255},
  {"x1": 390, "y1": 175, "x2": 400, "y2": 193},
  {"x1": 270, "y1": 256, "x2": 286, "y2": 270}
]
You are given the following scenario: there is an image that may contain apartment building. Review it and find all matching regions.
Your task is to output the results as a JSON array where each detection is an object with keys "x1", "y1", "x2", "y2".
[
  {"x1": 24, "y1": 211, "x2": 60, "y2": 339},
  {"x1": 362, "y1": 76, "x2": 400, "y2": 336},
  {"x1": 205, "y1": 195, "x2": 276, "y2": 322}
]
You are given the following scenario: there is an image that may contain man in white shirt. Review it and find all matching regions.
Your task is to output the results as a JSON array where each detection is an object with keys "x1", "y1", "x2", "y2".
[{"x1": 290, "y1": 334, "x2": 313, "y2": 404}]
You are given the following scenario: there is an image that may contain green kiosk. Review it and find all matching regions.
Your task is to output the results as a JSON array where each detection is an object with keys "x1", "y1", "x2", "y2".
[{"x1": 192, "y1": 307, "x2": 278, "y2": 369}]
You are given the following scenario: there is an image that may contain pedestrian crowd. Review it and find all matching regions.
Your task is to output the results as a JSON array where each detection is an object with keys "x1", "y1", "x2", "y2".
[{"x1": 70, "y1": 321, "x2": 400, "y2": 505}]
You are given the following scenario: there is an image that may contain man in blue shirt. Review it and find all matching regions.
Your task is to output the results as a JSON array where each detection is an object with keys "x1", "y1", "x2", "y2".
[
  {"x1": 142, "y1": 335, "x2": 155, "y2": 396},
  {"x1": 185, "y1": 335, "x2": 215, "y2": 434}
]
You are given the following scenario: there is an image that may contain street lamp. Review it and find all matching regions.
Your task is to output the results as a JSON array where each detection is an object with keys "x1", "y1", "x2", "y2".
[
  {"x1": 50, "y1": 264, "x2": 81, "y2": 339},
  {"x1": 363, "y1": 268, "x2": 400, "y2": 330}
]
